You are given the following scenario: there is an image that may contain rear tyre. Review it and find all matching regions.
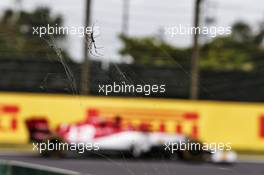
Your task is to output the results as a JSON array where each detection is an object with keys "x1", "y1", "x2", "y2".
[
  {"x1": 40, "y1": 136, "x2": 66, "y2": 158},
  {"x1": 130, "y1": 145, "x2": 142, "y2": 158},
  {"x1": 180, "y1": 141, "x2": 204, "y2": 161}
]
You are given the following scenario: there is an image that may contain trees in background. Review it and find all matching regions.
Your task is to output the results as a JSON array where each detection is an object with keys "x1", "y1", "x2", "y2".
[
  {"x1": 119, "y1": 21, "x2": 264, "y2": 72},
  {"x1": 119, "y1": 35, "x2": 192, "y2": 69},
  {"x1": 0, "y1": 7, "x2": 71, "y2": 61}
]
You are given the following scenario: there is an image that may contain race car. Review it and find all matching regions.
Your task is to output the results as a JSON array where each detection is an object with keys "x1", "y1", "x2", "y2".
[{"x1": 26, "y1": 116, "x2": 236, "y2": 163}]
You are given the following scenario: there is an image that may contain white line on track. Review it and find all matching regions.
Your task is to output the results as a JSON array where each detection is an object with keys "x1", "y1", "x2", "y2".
[{"x1": 0, "y1": 158, "x2": 92, "y2": 175}]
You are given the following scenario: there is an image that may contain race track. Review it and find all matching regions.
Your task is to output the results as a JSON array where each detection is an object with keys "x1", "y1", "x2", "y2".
[{"x1": 0, "y1": 153, "x2": 263, "y2": 175}]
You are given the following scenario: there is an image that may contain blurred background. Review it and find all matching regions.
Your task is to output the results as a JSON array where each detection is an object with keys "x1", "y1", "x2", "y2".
[
  {"x1": 1, "y1": 0, "x2": 264, "y2": 175},
  {"x1": 0, "y1": 0, "x2": 264, "y2": 100}
]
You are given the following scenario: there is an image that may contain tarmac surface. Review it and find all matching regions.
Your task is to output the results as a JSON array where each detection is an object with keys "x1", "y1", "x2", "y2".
[{"x1": 0, "y1": 152, "x2": 264, "y2": 175}]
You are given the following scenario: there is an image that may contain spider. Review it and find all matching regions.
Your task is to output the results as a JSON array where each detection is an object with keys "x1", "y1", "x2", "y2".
[{"x1": 86, "y1": 23, "x2": 103, "y2": 57}]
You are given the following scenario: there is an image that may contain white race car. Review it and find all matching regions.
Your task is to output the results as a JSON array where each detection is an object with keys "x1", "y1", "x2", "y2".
[{"x1": 26, "y1": 116, "x2": 236, "y2": 163}]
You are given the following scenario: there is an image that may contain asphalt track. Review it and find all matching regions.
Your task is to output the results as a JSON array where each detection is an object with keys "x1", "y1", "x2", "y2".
[{"x1": 0, "y1": 153, "x2": 264, "y2": 175}]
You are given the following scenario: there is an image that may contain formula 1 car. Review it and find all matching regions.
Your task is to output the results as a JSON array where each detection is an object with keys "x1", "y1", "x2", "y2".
[{"x1": 26, "y1": 116, "x2": 236, "y2": 163}]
